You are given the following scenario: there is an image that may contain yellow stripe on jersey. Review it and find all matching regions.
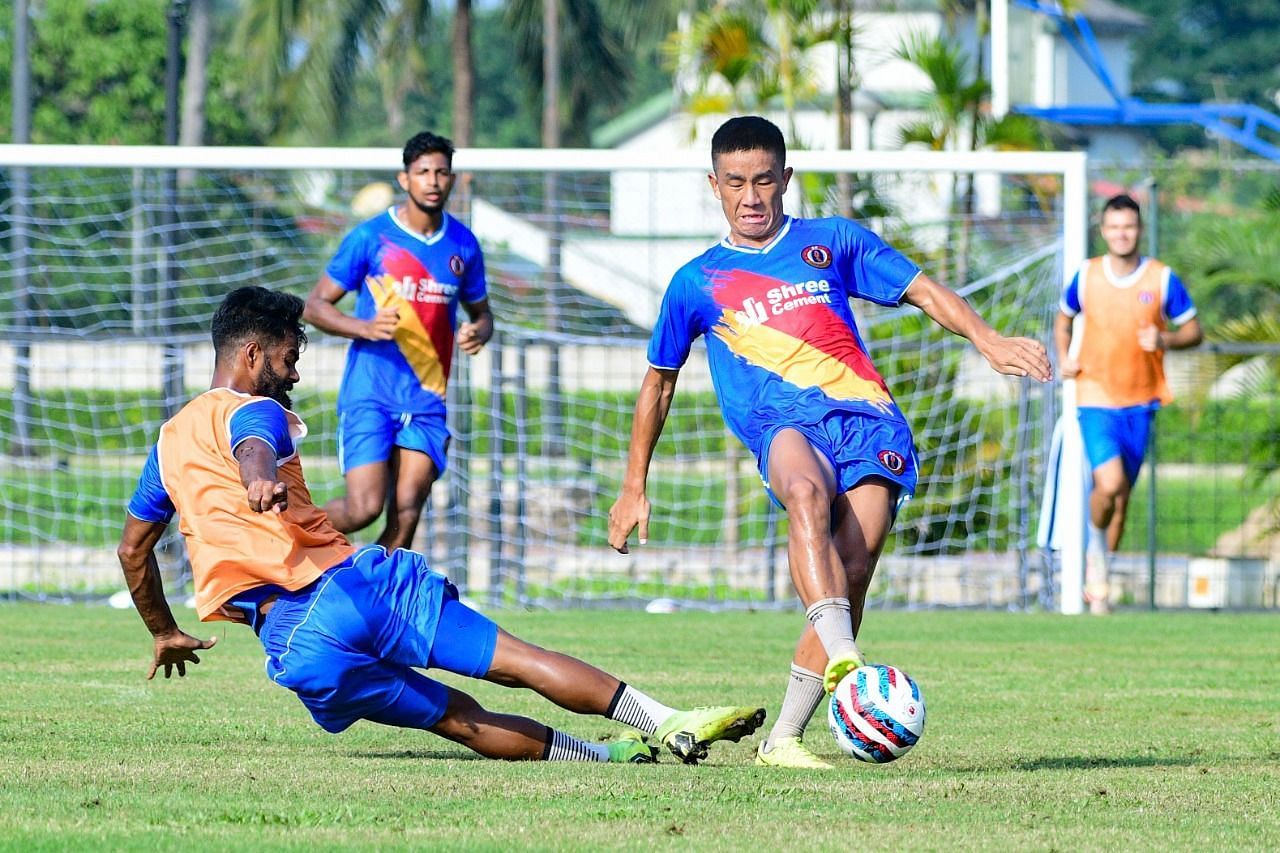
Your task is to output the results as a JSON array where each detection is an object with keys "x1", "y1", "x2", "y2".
[
  {"x1": 367, "y1": 275, "x2": 447, "y2": 396},
  {"x1": 712, "y1": 310, "x2": 894, "y2": 413}
]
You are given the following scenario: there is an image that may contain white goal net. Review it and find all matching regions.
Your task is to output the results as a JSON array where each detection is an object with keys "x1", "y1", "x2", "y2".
[{"x1": 0, "y1": 145, "x2": 1086, "y2": 609}]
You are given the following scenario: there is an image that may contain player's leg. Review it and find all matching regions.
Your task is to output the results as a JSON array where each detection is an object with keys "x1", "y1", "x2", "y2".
[
  {"x1": 378, "y1": 413, "x2": 449, "y2": 550},
  {"x1": 1079, "y1": 407, "x2": 1133, "y2": 614},
  {"x1": 259, "y1": 556, "x2": 655, "y2": 762},
  {"x1": 324, "y1": 461, "x2": 390, "y2": 533},
  {"x1": 1104, "y1": 405, "x2": 1153, "y2": 553},
  {"x1": 368, "y1": 670, "x2": 657, "y2": 763},
  {"x1": 481, "y1": 625, "x2": 766, "y2": 765},
  {"x1": 765, "y1": 428, "x2": 863, "y2": 685},
  {"x1": 379, "y1": 447, "x2": 437, "y2": 550},
  {"x1": 1088, "y1": 456, "x2": 1128, "y2": 536},
  {"x1": 757, "y1": 478, "x2": 894, "y2": 768},
  {"x1": 323, "y1": 405, "x2": 394, "y2": 534}
]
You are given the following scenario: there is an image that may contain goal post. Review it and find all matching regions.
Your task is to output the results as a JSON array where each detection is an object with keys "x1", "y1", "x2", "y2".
[{"x1": 0, "y1": 143, "x2": 1087, "y2": 612}]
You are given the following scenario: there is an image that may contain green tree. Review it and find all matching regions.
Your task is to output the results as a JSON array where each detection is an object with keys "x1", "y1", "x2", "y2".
[
  {"x1": 231, "y1": 0, "x2": 433, "y2": 142},
  {"x1": 666, "y1": 0, "x2": 833, "y2": 144},
  {"x1": 894, "y1": 30, "x2": 1046, "y2": 285},
  {"x1": 1119, "y1": 0, "x2": 1280, "y2": 151},
  {"x1": 503, "y1": 0, "x2": 674, "y2": 147},
  {"x1": 0, "y1": 0, "x2": 257, "y2": 145}
]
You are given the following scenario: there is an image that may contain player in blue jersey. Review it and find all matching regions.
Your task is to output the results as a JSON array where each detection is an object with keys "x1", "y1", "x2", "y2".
[
  {"x1": 303, "y1": 131, "x2": 493, "y2": 551},
  {"x1": 608, "y1": 116, "x2": 1052, "y2": 768}
]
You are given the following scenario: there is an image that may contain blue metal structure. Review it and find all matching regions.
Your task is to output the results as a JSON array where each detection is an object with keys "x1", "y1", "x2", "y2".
[{"x1": 1011, "y1": 0, "x2": 1280, "y2": 161}]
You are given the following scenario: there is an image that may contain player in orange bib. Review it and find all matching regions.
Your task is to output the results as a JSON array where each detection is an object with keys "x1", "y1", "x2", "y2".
[
  {"x1": 117, "y1": 287, "x2": 764, "y2": 764},
  {"x1": 1054, "y1": 194, "x2": 1204, "y2": 614}
]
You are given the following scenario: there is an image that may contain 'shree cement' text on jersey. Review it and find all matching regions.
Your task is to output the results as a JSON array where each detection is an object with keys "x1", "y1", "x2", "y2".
[
  {"x1": 326, "y1": 208, "x2": 487, "y2": 414},
  {"x1": 1061, "y1": 256, "x2": 1196, "y2": 408},
  {"x1": 126, "y1": 389, "x2": 355, "y2": 622},
  {"x1": 648, "y1": 217, "x2": 920, "y2": 458}
]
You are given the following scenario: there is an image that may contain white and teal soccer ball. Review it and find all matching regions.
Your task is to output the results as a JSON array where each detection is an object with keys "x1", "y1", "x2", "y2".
[{"x1": 827, "y1": 664, "x2": 925, "y2": 763}]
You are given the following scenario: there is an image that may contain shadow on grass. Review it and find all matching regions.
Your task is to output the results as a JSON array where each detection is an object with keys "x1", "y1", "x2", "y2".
[
  {"x1": 348, "y1": 749, "x2": 486, "y2": 761},
  {"x1": 1015, "y1": 755, "x2": 1196, "y2": 771}
]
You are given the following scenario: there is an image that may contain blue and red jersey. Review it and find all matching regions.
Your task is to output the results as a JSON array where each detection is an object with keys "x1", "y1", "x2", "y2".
[
  {"x1": 325, "y1": 208, "x2": 488, "y2": 416},
  {"x1": 649, "y1": 216, "x2": 920, "y2": 459}
]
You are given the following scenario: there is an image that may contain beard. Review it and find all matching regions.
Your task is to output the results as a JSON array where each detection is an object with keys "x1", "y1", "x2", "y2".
[
  {"x1": 259, "y1": 360, "x2": 294, "y2": 409},
  {"x1": 409, "y1": 192, "x2": 446, "y2": 216}
]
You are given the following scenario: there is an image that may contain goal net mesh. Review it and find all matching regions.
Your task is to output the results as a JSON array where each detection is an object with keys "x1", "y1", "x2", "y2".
[{"x1": 0, "y1": 152, "x2": 1064, "y2": 608}]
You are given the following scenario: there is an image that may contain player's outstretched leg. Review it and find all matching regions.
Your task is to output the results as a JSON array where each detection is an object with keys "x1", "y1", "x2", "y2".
[
  {"x1": 654, "y1": 705, "x2": 769, "y2": 765},
  {"x1": 484, "y1": 629, "x2": 765, "y2": 765},
  {"x1": 367, "y1": 676, "x2": 657, "y2": 763}
]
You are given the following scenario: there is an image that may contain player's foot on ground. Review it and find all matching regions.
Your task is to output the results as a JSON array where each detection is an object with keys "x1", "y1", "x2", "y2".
[
  {"x1": 822, "y1": 649, "x2": 865, "y2": 694},
  {"x1": 655, "y1": 706, "x2": 767, "y2": 765},
  {"x1": 1084, "y1": 581, "x2": 1112, "y2": 615},
  {"x1": 754, "y1": 736, "x2": 834, "y2": 769},
  {"x1": 606, "y1": 732, "x2": 659, "y2": 764}
]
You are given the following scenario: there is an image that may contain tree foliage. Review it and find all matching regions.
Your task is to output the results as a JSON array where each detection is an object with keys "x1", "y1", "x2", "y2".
[
  {"x1": 1119, "y1": 0, "x2": 1280, "y2": 151},
  {"x1": 0, "y1": 0, "x2": 259, "y2": 145}
]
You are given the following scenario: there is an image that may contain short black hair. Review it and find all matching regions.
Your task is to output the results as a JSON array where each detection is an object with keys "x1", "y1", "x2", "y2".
[
  {"x1": 402, "y1": 131, "x2": 455, "y2": 168},
  {"x1": 1102, "y1": 193, "x2": 1141, "y2": 219},
  {"x1": 711, "y1": 116, "x2": 786, "y2": 168},
  {"x1": 211, "y1": 286, "x2": 306, "y2": 363}
]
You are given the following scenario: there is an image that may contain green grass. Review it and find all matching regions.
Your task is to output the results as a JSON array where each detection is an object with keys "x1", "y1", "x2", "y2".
[{"x1": 1, "y1": 606, "x2": 1277, "y2": 850}]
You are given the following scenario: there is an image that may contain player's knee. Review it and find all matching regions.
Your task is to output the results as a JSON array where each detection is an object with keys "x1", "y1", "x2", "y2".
[
  {"x1": 431, "y1": 690, "x2": 488, "y2": 743},
  {"x1": 783, "y1": 478, "x2": 829, "y2": 522},
  {"x1": 1092, "y1": 474, "x2": 1127, "y2": 501},
  {"x1": 345, "y1": 492, "x2": 385, "y2": 529}
]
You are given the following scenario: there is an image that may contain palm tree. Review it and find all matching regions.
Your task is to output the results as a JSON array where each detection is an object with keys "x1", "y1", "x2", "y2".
[
  {"x1": 895, "y1": 30, "x2": 1046, "y2": 285},
  {"x1": 231, "y1": 0, "x2": 433, "y2": 141},
  {"x1": 666, "y1": 0, "x2": 832, "y2": 145},
  {"x1": 451, "y1": 0, "x2": 474, "y2": 148},
  {"x1": 503, "y1": 0, "x2": 662, "y2": 147}
]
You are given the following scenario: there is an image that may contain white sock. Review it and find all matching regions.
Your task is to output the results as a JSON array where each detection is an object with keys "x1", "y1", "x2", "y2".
[
  {"x1": 544, "y1": 728, "x2": 608, "y2": 762},
  {"x1": 805, "y1": 598, "x2": 860, "y2": 659},
  {"x1": 606, "y1": 683, "x2": 676, "y2": 735},
  {"x1": 763, "y1": 665, "x2": 825, "y2": 751},
  {"x1": 1087, "y1": 523, "x2": 1109, "y2": 559}
]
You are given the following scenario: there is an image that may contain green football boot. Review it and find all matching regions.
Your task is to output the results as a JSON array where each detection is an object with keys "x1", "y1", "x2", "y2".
[
  {"x1": 654, "y1": 706, "x2": 767, "y2": 765},
  {"x1": 755, "y1": 736, "x2": 834, "y2": 769},
  {"x1": 822, "y1": 648, "x2": 865, "y2": 694},
  {"x1": 606, "y1": 733, "x2": 659, "y2": 764}
]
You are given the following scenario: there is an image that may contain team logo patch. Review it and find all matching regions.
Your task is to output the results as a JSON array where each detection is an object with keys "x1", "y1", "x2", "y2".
[
  {"x1": 801, "y1": 244, "x2": 832, "y2": 269},
  {"x1": 449, "y1": 254, "x2": 465, "y2": 276},
  {"x1": 877, "y1": 450, "x2": 906, "y2": 475},
  {"x1": 1138, "y1": 291, "x2": 1154, "y2": 304}
]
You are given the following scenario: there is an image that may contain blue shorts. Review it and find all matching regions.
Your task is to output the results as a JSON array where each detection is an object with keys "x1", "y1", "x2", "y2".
[
  {"x1": 259, "y1": 545, "x2": 498, "y2": 734},
  {"x1": 758, "y1": 412, "x2": 917, "y2": 513},
  {"x1": 337, "y1": 404, "x2": 450, "y2": 476},
  {"x1": 1078, "y1": 404, "x2": 1155, "y2": 485}
]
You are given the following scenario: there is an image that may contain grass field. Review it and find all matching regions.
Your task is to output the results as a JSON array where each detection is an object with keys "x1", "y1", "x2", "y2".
[{"x1": 1, "y1": 606, "x2": 1277, "y2": 850}]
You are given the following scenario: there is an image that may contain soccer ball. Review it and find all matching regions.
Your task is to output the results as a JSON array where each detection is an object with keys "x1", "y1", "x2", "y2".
[{"x1": 827, "y1": 664, "x2": 925, "y2": 763}]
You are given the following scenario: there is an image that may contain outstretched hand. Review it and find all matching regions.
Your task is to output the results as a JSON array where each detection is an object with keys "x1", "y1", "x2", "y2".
[
  {"x1": 979, "y1": 335, "x2": 1053, "y2": 383},
  {"x1": 148, "y1": 630, "x2": 218, "y2": 680},
  {"x1": 608, "y1": 492, "x2": 651, "y2": 554}
]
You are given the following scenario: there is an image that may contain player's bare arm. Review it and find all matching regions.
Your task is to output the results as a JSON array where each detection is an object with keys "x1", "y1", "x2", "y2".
[
  {"x1": 1138, "y1": 316, "x2": 1203, "y2": 352},
  {"x1": 235, "y1": 436, "x2": 288, "y2": 513},
  {"x1": 1053, "y1": 311, "x2": 1080, "y2": 377},
  {"x1": 117, "y1": 514, "x2": 218, "y2": 679},
  {"x1": 608, "y1": 367, "x2": 680, "y2": 553},
  {"x1": 302, "y1": 275, "x2": 398, "y2": 341},
  {"x1": 456, "y1": 298, "x2": 494, "y2": 355},
  {"x1": 904, "y1": 274, "x2": 1053, "y2": 383}
]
